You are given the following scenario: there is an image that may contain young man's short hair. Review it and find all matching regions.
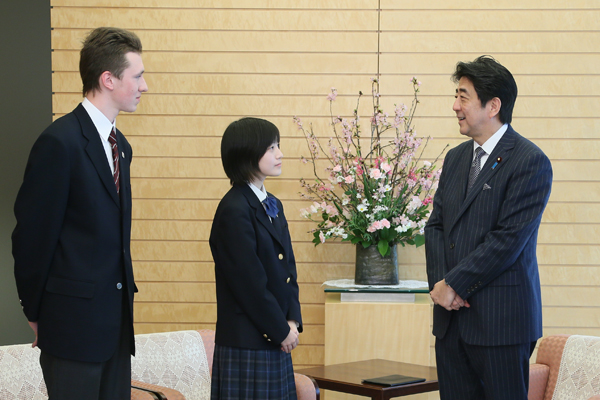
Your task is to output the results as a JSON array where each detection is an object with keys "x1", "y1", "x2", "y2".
[{"x1": 79, "y1": 27, "x2": 143, "y2": 96}]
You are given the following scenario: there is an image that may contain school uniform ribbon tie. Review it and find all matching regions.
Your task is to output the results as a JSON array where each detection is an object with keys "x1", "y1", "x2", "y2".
[{"x1": 262, "y1": 196, "x2": 279, "y2": 218}]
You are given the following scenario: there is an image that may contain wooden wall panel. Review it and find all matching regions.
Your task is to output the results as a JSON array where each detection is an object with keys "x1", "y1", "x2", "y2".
[
  {"x1": 51, "y1": 0, "x2": 377, "y2": 10},
  {"x1": 54, "y1": 30, "x2": 379, "y2": 53},
  {"x1": 51, "y1": 1, "x2": 600, "y2": 372},
  {"x1": 53, "y1": 71, "x2": 600, "y2": 97},
  {"x1": 50, "y1": 113, "x2": 600, "y2": 141},
  {"x1": 51, "y1": 9, "x2": 379, "y2": 31}
]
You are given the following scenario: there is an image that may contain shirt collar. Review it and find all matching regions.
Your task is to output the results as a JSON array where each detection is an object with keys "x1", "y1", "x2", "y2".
[
  {"x1": 82, "y1": 97, "x2": 116, "y2": 141},
  {"x1": 248, "y1": 182, "x2": 268, "y2": 202},
  {"x1": 474, "y1": 123, "x2": 508, "y2": 155}
]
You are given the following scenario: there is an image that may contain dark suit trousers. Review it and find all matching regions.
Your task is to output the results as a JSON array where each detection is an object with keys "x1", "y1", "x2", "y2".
[
  {"x1": 40, "y1": 295, "x2": 132, "y2": 400},
  {"x1": 435, "y1": 316, "x2": 536, "y2": 400}
]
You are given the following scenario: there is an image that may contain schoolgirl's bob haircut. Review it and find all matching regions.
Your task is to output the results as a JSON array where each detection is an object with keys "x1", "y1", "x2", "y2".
[{"x1": 221, "y1": 117, "x2": 280, "y2": 185}]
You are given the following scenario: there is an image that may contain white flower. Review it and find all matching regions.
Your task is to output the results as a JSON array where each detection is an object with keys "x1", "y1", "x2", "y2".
[
  {"x1": 357, "y1": 204, "x2": 368, "y2": 212},
  {"x1": 406, "y1": 196, "x2": 422, "y2": 214},
  {"x1": 327, "y1": 227, "x2": 347, "y2": 239},
  {"x1": 373, "y1": 205, "x2": 389, "y2": 213},
  {"x1": 395, "y1": 225, "x2": 409, "y2": 233}
]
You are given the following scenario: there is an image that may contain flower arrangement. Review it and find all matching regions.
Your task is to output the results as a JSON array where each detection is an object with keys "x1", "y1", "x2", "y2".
[{"x1": 295, "y1": 78, "x2": 446, "y2": 257}]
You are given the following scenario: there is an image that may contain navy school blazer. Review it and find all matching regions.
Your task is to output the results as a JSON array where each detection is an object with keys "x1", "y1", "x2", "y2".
[
  {"x1": 209, "y1": 183, "x2": 302, "y2": 350},
  {"x1": 12, "y1": 104, "x2": 136, "y2": 362}
]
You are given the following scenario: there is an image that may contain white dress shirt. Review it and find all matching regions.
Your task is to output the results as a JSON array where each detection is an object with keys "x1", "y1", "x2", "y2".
[
  {"x1": 249, "y1": 182, "x2": 273, "y2": 221},
  {"x1": 81, "y1": 98, "x2": 117, "y2": 174},
  {"x1": 473, "y1": 123, "x2": 508, "y2": 168}
]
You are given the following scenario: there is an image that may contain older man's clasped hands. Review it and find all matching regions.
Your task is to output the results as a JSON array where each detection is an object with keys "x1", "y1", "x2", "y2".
[{"x1": 429, "y1": 279, "x2": 471, "y2": 311}]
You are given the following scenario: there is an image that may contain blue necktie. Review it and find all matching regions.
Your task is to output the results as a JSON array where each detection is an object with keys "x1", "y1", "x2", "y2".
[{"x1": 262, "y1": 196, "x2": 279, "y2": 218}]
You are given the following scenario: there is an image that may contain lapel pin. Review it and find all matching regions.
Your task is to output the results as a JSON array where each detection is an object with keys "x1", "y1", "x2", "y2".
[
  {"x1": 122, "y1": 152, "x2": 125, "y2": 158},
  {"x1": 491, "y1": 157, "x2": 502, "y2": 169}
]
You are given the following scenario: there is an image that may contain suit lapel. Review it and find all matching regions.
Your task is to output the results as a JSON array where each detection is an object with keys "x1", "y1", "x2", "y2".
[
  {"x1": 443, "y1": 142, "x2": 473, "y2": 228},
  {"x1": 271, "y1": 205, "x2": 284, "y2": 237},
  {"x1": 449, "y1": 127, "x2": 517, "y2": 231},
  {"x1": 74, "y1": 104, "x2": 121, "y2": 208},
  {"x1": 458, "y1": 142, "x2": 475, "y2": 201},
  {"x1": 115, "y1": 128, "x2": 129, "y2": 208},
  {"x1": 237, "y1": 184, "x2": 284, "y2": 247}
]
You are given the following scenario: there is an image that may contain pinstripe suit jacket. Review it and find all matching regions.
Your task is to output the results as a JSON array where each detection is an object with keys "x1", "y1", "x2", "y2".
[{"x1": 425, "y1": 125, "x2": 552, "y2": 346}]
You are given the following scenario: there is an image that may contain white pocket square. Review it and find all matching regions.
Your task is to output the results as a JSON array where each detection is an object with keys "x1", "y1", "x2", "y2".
[{"x1": 483, "y1": 184, "x2": 492, "y2": 190}]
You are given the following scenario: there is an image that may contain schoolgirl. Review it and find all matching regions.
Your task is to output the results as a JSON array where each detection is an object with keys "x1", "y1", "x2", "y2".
[{"x1": 209, "y1": 117, "x2": 302, "y2": 399}]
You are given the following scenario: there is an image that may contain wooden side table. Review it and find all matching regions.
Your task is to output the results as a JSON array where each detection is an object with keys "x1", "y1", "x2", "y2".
[{"x1": 298, "y1": 358, "x2": 438, "y2": 400}]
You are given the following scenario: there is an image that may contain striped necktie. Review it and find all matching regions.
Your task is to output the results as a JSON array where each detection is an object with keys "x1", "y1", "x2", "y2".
[
  {"x1": 108, "y1": 128, "x2": 120, "y2": 194},
  {"x1": 467, "y1": 147, "x2": 486, "y2": 194}
]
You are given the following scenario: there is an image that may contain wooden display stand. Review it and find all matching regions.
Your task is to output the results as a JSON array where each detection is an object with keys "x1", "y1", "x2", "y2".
[{"x1": 324, "y1": 288, "x2": 437, "y2": 399}]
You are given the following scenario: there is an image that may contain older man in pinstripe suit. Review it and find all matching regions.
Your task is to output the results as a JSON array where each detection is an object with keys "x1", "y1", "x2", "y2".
[{"x1": 425, "y1": 56, "x2": 553, "y2": 400}]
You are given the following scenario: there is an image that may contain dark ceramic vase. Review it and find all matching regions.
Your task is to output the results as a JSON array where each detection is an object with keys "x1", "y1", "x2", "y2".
[{"x1": 354, "y1": 244, "x2": 399, "y2": 285}]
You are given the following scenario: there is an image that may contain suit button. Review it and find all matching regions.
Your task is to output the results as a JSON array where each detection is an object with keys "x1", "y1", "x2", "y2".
[
  {"x1": 449, "y1": 243, "x2": 455, "y2": 249},
  {"x1": 263, "y1": 334, "x2": 268, "y2": 338},
  {"x1": 278, "y1": 254, "x2": 283, "y2": 260},
  {"x1": 286, "y1": 277, "x2": 291, "y2": 283},
  {"x1": 116, "y1": 283, "x2": 123, "y2": 290}
]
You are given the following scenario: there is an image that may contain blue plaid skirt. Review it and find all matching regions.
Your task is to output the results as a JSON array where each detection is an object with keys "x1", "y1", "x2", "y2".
[{"x1": 210, "y1": 344, "x2": 297, "y2": 400}]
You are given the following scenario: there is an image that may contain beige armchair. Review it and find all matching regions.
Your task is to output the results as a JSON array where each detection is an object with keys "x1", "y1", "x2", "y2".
[
  {"x1": 0, "y1": 329, "x2": 319, "y2": 400},
  {"x1": 529, "y1": 334, "x2": 600, "y2": 400},
  {"x1": 0, "y1": 342, "x2": 46, "y2": 399},
  {"x1": 131, "y1": 329, "x2": 319, "y2": 400},
  {"x1": 0, "y1": 341, "x2": 181, "y2": 399}
]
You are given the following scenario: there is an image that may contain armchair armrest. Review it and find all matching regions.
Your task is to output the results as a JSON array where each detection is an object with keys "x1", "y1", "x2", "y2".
[
  {"x1": 131, "y1": 380, "x2": 186, "y2": 400},
  {"x1": 528, "y1": 363, "x2": 549, "y2": 400},
  {"x1": 295, "y1": 373, "x2": 320, "y2": 400}
]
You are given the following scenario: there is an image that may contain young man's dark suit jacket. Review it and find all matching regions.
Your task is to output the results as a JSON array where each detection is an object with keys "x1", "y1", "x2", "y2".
[
  {"x1": 12, "y1": 103, "x2": 136, "y2": 363},
  {"x1": 425, "y1": 125, "x2": 552, "y2": 347},
  {"x1": 209, "y1": 183, "x2": 302, "y2": 350}
]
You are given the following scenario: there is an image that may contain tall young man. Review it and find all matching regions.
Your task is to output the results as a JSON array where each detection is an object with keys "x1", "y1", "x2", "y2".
[{"x1": 12, "y1": 27, "x2": 148, "y2": 399}]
